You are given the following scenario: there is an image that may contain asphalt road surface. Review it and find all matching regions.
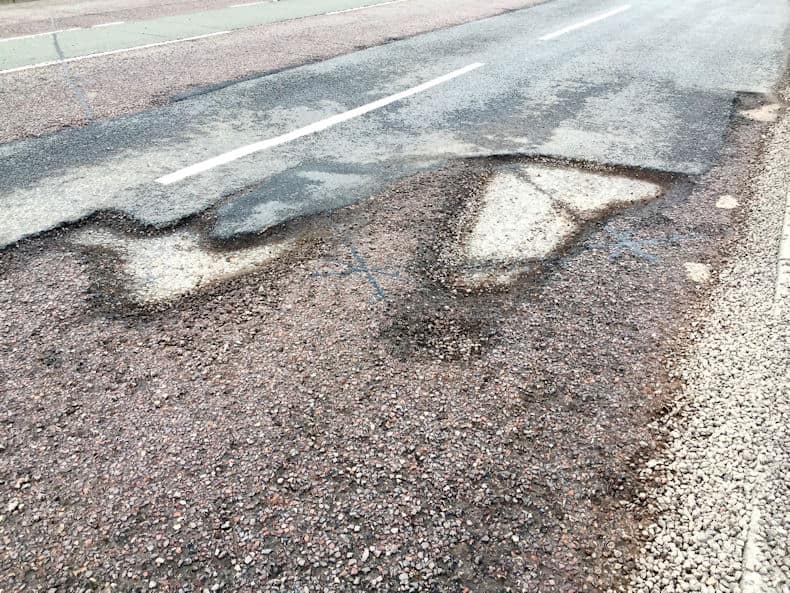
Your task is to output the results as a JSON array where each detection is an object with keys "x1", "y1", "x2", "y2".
[
  {"x1": 1, "y1": 0, "x2": 787, "y2": 249},
  {"x1": 0, "y1": 0, "x2": 547, "y2": 140},
  {"x1": 1, "y1": 1, "x2": 789, "y2": 592},
  {"x1": 0, "y1": 0, "x2": 423, "y2": 72}
]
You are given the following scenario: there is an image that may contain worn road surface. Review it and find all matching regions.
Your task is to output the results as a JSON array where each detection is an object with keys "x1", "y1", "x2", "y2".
[{"x1": 1, "y1": 0, "x2": 787, "y2": 248}]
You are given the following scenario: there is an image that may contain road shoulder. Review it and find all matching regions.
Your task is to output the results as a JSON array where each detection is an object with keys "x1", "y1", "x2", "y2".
[{"x1": 624, "y1": 87, "x2": 789, "y2": 593}]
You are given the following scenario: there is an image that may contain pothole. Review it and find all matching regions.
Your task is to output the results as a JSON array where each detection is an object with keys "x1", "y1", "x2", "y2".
[
  {"x1": 457, "y1": 163, "x2": 663, "y2": 287},
  {"x1": 72, "y1": 228, "x2": 293, "y2": 303}
]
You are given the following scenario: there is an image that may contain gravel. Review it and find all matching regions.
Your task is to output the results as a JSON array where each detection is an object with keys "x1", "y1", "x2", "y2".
[
  {"x1": 623, "y1": 98, "x2": 789, "y2": 592},
  {"x1": 0, "y1": 152, "x2": 730, "y2": 592}
]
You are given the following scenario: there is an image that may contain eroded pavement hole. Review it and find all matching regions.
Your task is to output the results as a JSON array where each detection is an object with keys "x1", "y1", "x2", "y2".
[
  {"x1": 377, "y1": 158, "x2": 705, "y2": 363},
  {"x1": 71, "y1": 227, "x2": 294, "y2": 303},
  {"x1": 446, "y1": 162, "x2": 665, "y2": 288},
  {"x1": 70, "y1": 159, "x2": 672, "y2": 308}
]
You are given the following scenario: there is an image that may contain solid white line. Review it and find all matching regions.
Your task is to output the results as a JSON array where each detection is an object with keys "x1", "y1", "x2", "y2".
[
  {"x1": 539, "y1": 4, "x2": 631, "y2": 41},
  {"x1": 325, "y1": 0, "x2": 408, "y2": 15},
  {"x1": 156, "y1": 62, "x2": 484, "y2": 185},
  {"x1": 0, "y1": 27, "x2": 79, "y2": 43},
  {"x1": 92, "y1": 21, "x2": 125, "y2": 28},
  {"x1": 0, "y1": 31, "x2": 230, "y2": 75}
]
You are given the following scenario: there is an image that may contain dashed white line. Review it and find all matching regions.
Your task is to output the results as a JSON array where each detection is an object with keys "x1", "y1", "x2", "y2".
[
  {"x1": 0, "y1": 31, "x2": 230, "y2": 75},
  {"x1": 156, "y1": 62, "x2": 485, "y2": 185},
  {"x1": 230, "y1": 0, "x2": 271, "y2": 7},
  {"x1": 539, "y1": 4, "x2": 631, "y2": 41},
  {"x1": 92, "y1": 21, "x2": 125, "y2": 28},
  {"x1": 0, "y1": 28, "x2": 79, "y2": 43},
  {"x1": 325, "y1": 0, "x2": 409, "y2": 16}
]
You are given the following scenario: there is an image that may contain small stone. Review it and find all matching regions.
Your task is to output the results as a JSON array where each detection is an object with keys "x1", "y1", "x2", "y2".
[
  {"x1": 739, "y1": 103, "x2": 780, "y2": 122},
  {"x1": 715, "y1": 195, "x2": 738, "y2": 209},
  {"x1": 685, "y1": 262, "x2": 712, "y2": 284}
]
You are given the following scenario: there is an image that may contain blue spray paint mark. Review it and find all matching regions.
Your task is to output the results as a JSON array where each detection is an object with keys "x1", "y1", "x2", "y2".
[
  {"x1": 313, "y1": 244, "x2": 399, "y2": 301},
  {"x1": 587, "y1": 230, "x2": 703, "y2": 263}
]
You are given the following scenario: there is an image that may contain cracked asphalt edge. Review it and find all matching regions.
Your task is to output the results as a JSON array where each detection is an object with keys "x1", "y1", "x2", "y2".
[{"x1": 622, "y1": 90, "x2": 789, "y2": 592}]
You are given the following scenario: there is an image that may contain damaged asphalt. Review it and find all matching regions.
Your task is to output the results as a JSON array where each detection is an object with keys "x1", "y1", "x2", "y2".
[
  {"x1": 0, "y1": 0, "x2": 789, "y2": 591},
  {"x1": 0, "y1": 0, "x2": 787, "y2": 248},
  {"x1": 0, "y1": 92, "x2": 781, "y2": 590}
]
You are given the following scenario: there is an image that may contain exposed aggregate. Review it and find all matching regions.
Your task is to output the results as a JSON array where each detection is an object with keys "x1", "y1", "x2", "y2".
[{"x1": 0, "y1": 97, "x2": 780, "y2": 593}]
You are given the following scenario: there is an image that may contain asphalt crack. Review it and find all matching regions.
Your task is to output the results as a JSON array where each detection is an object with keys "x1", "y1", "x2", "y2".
[{"x1": 51, "y1": 26, "x2": 94, "y2": 122}]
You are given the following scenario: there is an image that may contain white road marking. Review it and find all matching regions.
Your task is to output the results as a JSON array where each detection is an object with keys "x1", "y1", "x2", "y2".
[
  {"x1": 325, "y1": 0, "x2": 409, "y2": 15},
  {"x1": 539, "y1": 4, "x2": 631, "y2": 41},
  {"x1": 230, "y1": 0, "x2": 270, "y2": 6},
  {"x1": 156, "y1": 62, "x2": 484, "y2": 185},
  {"x1": 0, "y1": 27, "x2": 79, "y2": 43},
  {"x1": 0, "y1": 31, "x2": 230, "y2": 75},
  {"x1": 0, "y1": 21, "x2": 123, "y2": 43}
]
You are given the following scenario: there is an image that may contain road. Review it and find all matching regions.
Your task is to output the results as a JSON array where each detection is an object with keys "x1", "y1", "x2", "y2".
[
  {"x1": 0, "y1": 0, "x2": 546, "y2": 140},
  {"x1": 0, "y1": 0, "x2": 788, "y2": 591},
  {"x1": 0, "y1": 0, "x2": 430, "y2": 72},
  {"x1": 1, "y1": 0, "x2": 787, "y2": 249}
]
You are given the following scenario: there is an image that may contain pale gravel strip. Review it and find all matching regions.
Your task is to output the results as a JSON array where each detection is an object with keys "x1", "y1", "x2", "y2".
[
  {"x1": 325, "y1": 0, "x2": 409, "y2": 16},
  {"x1": 624, "y1": 106, "x2": 790, "y2": 592},
  {"x1": 776, "y1": 181, "x2": 790, "y2": 302}
]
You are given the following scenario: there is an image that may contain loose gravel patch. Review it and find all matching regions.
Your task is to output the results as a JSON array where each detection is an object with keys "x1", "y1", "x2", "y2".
[{"x1": 0, "y1": 110, "x2": 771, "y2": 592}]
